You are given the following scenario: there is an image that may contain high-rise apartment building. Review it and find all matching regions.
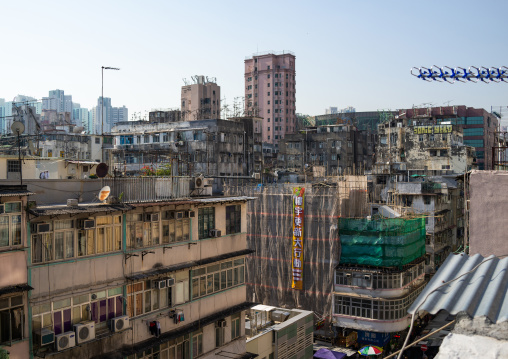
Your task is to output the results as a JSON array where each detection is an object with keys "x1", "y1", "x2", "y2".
[
  {"x1": 181, "y1": 76, "x2": 220, "y2": 121},
  {"x1": 92, "y1": 98, "x2": 128, "y2": 134},
  {"x1": 244, "y1": 52, "x2": 296, "y2": 148}
]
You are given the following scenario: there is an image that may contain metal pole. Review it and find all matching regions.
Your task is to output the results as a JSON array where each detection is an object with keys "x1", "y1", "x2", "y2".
[
  {"x1": 101, "y1": 66, "x2": 104, "y2": 162},
  {"x1": 18, "y1": 132, "x2": 22, "y2": 186}
]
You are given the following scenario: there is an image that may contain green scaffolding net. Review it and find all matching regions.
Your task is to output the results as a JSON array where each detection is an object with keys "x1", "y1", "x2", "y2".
[{"x1": 339, "y1": 217, "x2": 426, "y2": 267}]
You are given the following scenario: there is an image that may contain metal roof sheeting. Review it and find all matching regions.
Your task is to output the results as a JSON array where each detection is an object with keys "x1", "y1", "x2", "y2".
[{"x1": 408, "y1": 253, "x2": 508, "y2": 323}]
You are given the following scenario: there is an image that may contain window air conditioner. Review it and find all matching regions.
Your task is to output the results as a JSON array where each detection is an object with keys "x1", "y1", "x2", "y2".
[
  {"x1": 216, "y1": 319, "x2": 227, "y2": 328},
  {"x1": 74, "y1": 321, "x2": 95, "y2": 344},
  {"x1": 167, "y1": 278, "x2": 175, "y2": 286},
  {"x1": 55, "y1": 331, "x2": 76, "y2": 351},
  {"x1": 80, "y1": 219, "x2": 95, "y2": 229},
  {"x1": 111, "y1": 315, "x2": 130, "y2": 333},
  {"x1": 152, "y1": 279, "x2": 167, "y2": 289},
  {"x1": 35, "y1": 328, "x2": 55, "y2": 346},
  {"x1": 184, "y1": 210, "x2": 195, "y2": 218},
  {"x1": 209, "y1": 229, "x2": 222, "y2": 238},
  {"x1": 37, "y1": 223, "x2": 51, "y2": 233},
  {"x1": 176, "y1": 212, "x2": 184, "y2": 220},
  {"x1": 150, "y1": 213, "x2": 160, "y2": 222}
]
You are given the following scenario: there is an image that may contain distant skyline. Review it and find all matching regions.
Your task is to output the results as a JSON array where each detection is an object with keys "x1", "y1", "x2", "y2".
[{"x1": 1, "y1": 0, "x2": 508, "y2": 120}]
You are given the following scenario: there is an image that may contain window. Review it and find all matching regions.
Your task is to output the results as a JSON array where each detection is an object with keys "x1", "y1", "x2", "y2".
[
  {"x1": 7, "y1": 161, "x2": 20, "y2": 173},
  {"x1": 231, "y1": 314, "x2": 241, "y2": 340},
  {"x1": 32, "y1": 215, "x2": 121, "y2": 263},
  {"x1": 95, "y1": 137, "x2": 101, "y2": 144},
  {"x1": 127, "y1": 272, "x2": 189, "y2": 317},
  {"x1": 0, "y1": 295, "x2": 24, "y2": 344},
  {"x1": 191, "y1": 257, "x2": 245, "y2": 300},
  {"x1": 198, "y1": 207, "x2": 215, "y2": 239},
  {"x1": 161, "y1": 211, "x2": 190, "y2": 245},
  {"x1": 226, "y1": 205, "x2": 241, "y2": 235},
  {"x1": 464, "y1": 128, "x2": 484, "y2": 136},
  {"x1": 192, "y1": 331, "x2": 203, "y2": 357},
  {"x1": 32, "y1": 288, "x2": 123, "y2": 334},
  {"x1": 267, "y1": 83, "x2": 270, "y2": 87},
  {"x1": 430, "y1": 150, "x2": 437, "y2": 156},
  {"x1": 464, "y1": 139, "x2": 484, "y2": 148},
  {"x1": 0, "y1": 202, "x2": 22, "y2": 247},
  {"x1": 216, "y1": 324, "x2": 225, "y2": 347},
  {"x1": 424, "y1": 196, "x2": 431, "y2": 205}
]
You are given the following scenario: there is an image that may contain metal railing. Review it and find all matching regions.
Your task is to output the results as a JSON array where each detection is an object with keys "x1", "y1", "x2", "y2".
[{"x1": 101, "y1": 177, "x2": 191, "y2": 203}]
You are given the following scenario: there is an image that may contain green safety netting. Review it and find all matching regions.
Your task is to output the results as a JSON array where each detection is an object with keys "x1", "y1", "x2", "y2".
[{"x1": 339, "y1": 217, "x2": 426, "y2": 267}]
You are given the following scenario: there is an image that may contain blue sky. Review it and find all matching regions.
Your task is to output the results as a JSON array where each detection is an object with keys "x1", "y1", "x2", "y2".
[{"x1": 1, "y1": 0, "x2": 507, "y2": 119}]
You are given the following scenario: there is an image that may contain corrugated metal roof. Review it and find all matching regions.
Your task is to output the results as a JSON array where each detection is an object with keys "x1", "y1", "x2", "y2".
[
  {"x1": 408, "y1": 253, "x2": 508, "y2": 323},
  {"x1": 0, "y1": 190, "x2": 35, "y2": 197}
]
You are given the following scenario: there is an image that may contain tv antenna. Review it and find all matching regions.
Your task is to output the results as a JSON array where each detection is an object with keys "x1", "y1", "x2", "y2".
[{"x1": 11, "y1": 121, "x2": 25, "y2": 186}]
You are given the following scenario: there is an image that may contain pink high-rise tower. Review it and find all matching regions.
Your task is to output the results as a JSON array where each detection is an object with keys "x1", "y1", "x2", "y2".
[{"x1": 244, "y1": 52, "x2": 296, "y2": 148}]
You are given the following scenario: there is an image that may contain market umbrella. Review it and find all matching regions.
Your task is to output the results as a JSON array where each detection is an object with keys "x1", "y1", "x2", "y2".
[
  {"x1": 313, "y1": 348, "x2": 347, "y2": 359},
  {"x1": 358, "y1": 345, "x2": 383, "y2": 356}
]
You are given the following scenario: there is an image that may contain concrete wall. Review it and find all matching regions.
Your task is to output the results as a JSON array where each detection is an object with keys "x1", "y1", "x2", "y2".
[
  {"x1": 247, "y1": 330, "x2": 273, "y2": 358},
  {"x1": 469, "y1": 170, "x2": 508, "y2": 257}
]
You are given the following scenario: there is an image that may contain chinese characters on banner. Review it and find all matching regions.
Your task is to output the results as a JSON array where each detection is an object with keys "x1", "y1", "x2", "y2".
[{"x1": 292, "y1": 187, "x2": 305, "y2": 290}]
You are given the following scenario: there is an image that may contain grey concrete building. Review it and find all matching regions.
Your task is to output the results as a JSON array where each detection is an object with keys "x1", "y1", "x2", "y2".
[
  {"x1": 276, "y1": 124, "x2": 376, "y2": 177},
  {"x1": 110, "y1": 118, "x2": 263, "y2": 178}
]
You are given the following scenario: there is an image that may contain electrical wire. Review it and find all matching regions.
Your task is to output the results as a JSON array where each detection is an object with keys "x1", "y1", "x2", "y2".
[{"x1": 396, "y1": 255, "x2": 497, "y2": 359}]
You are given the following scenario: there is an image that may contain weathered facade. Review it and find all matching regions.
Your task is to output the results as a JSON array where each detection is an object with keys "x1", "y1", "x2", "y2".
[
  {"x1": 276, "y1": 124, "x2": 375, "y2": 176},
  {"x1": 399, "y1": 105, "x2": 498, "y2": 170},
  {"x1": 375, "y1": 117, "x2": 475, "y2": 175},
  {"x1": 2, "y1": 179, "x2": 255, "y2": 358},
  {"x1": 110, "y1": 118, "x2": 263, "y2": 178},
  {"x1": 181, "y1": 77, "x2": 220, "y2": 121}
]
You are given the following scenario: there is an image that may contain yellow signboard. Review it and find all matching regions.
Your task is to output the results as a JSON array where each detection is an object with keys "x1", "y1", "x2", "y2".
[
  {"x1": 292, "y1": 187, "x2": 305, "y2": 290},
  {"x1": 413, "y1": 125, "x2": 452, "y2": 135}
]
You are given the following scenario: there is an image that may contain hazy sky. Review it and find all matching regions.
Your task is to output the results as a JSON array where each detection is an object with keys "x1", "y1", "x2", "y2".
[{"x1": 1, "y1": 0, "x2": 507, "y2": 119}]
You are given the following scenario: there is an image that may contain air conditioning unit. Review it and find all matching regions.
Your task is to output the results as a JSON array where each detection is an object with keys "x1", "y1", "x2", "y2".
[
  {"x1": 167, "y1": 278, "x2": 175, "y2": 287},
  {"x1": 36, "y1": 223, "x2": 51, "y2": 233},
  {"x1": 195, "y1": 176, "x2": 205, "y2": 188},
  {"x1": 216, "y1": 319, "x2": 227, "y2": 328},
  {"x1": 80, "y1": 219, "x2": 95, "y2": 229},
  {"x1": 253, "y1": 172, "x2": 261, "y2": 180},
  {"x1": 35, "y1": 328, "x2": 55, "y2": 346},
  {"x1": 184, "y1": 210, "x2": 195, "y2": 218},
  {"x1": 55, "y1": 331, "x2": 76, "y2": 351},
  {"x1": 209, "y1": 229, "x2": 222, "y2": 238},
  {"x1": 152, "y1": 279, "x2": 167, "y2": 289},
  {"x1": 145, "y1": 213, "x2": 159, "y2": 222},
  {"x1": 74, "y1": 321, "x2": 95, "y2": 344},
  {"x1": 176, "y1": 211, "x2": 184, "y2": 220},
  {"x1": 111, "y1": 315, "x2": 130, "y2": 333}
]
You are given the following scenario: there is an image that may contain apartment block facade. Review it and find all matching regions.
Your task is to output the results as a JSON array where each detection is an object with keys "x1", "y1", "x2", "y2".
[
  {"x1": 181, "y1": 76, "x2": 220, "y2": 121},
  {"x1": 244, "y1": 52, "x2": 296, "y2": 148},
  {"x1": 0, "y1": 179, "x2": 254, "y2": 359}
]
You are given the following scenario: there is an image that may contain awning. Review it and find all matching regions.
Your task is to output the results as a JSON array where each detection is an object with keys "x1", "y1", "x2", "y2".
[
  {"x1": 0, "y1": 284, "x2": 33, "y2": 296},
  {"x1": 125, "y1": 249, "x2": 255, "y2": 281},
  {"x1": 313, "y1": 348, "x2": 347, "y2": 359}
]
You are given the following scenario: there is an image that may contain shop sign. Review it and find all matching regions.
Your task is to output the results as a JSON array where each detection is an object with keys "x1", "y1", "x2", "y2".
[
  {"x1": 413, "y1": 124, "x2": 452, "y2": 134},
  {"x1": 291, "y1": 187, "x2": 305, "y2": 290}
]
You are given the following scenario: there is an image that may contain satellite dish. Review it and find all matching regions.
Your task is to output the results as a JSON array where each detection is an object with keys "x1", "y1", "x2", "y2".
[
  {"x1": 11, "y1": 121, "x2": 25, "y2": 135},
  {"x1": 96, "y1": 163, "x2": 109, "y2": 178},
  {"x1": 99, "y1": 186, "x2": 111, "y2": 202}
]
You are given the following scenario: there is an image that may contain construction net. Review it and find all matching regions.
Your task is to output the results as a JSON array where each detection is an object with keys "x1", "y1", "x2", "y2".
[
  {"x1": 223, "y1": 176, "x2": 368, "y2": 323},
  {"x1": 338, "y1": 217, "x2": 426, "y2": 267}
]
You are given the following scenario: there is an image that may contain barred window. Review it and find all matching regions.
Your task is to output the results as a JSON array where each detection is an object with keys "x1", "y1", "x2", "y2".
[{"x1": 7, "y1": 160, "x2": 20, "y2": 173}]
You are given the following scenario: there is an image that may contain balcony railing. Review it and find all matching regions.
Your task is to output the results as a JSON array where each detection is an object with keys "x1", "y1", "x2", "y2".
[{"x1": 101, "y1": 177, "x2": 191, "y2": 203}]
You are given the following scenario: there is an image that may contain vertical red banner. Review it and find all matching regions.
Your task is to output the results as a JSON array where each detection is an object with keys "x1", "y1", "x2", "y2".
[{"x1": 292, "y1": 187, "x2": 305, "y2": 290}]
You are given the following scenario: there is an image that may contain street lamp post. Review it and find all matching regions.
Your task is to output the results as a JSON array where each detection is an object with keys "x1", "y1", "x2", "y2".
[{"x1": 101, "y1": 66, "x2": 120, "y2": 162}]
